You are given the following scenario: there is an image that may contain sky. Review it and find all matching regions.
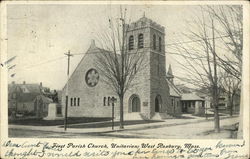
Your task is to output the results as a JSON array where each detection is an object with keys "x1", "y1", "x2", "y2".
[{"x1": 6, "y1": 4, "x2": 225, "y2": 90}]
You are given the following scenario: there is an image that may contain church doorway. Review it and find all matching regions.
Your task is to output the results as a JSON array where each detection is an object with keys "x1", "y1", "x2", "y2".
[
  {"x1": 129, "y1": 94, "x2": 140, "y2": 112},
  {"x1": 155, "y1": 95, "x2": 162, "y2": 112}
]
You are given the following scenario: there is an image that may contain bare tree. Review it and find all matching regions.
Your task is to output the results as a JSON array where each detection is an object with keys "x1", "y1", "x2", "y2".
[
  {"x1": 94, "y1": 8, "x2": 146, "y2": 129},
  {"x1": 205, "y1": 6, "x2": 243, "y2": 81},
  {"x1": 169, "y1": 6, "x2": 242, "y2": 133},
  {"x1": 219, "y1": 71, "x2": 241, "y2": 116},
  {"x1": 204, "y1": 5, "x2": 243, "y2": 137}
]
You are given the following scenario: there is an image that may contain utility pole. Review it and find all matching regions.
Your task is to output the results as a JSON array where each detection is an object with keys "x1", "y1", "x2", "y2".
[
  {"x1": 111, "y1": 97, "x2": 117, "y2": 130},
  {"x1": 64, "y1": 50, "x2": 73, "y2": 131}
]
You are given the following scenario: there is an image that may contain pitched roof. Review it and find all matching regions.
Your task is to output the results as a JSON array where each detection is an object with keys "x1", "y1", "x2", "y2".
[
  {"x1": 166, "y1": 79, "x2": 181, "y2": 97},
  {"x1": 9, "y1": 83, "x2": 42, "y2": 93},
  {"x1": 18, "y1": 92, "x2": 40, "y2": 102},
  {"x1": 62, "y1": 41, "x2": 118, "y2": 91},
  {"x1": 181, "y1": 93, "x2": 204, "y2": 101},
  {"x1": 35, "y1": 95, "x2": 53, "y2": 103},
  {"x1": 8, "y1": 83, "x2": 49, "y2": 103}
]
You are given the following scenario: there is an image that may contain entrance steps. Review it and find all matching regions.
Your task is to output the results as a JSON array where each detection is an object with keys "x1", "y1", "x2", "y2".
[
  {"x1": 115, "y1": 113, "x2": 144, "y2": 120},
  {"x1": 152, "y1": 113, "x2": 175, "y2": 120},
  {"x1": 124, "y1": 113, "x2": 143, "y2": 120}
]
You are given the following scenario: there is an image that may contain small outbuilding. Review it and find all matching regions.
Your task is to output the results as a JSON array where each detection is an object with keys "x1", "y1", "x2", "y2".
[{"x1": 181, "y1": 93, "x2": 205, "y2": 115}]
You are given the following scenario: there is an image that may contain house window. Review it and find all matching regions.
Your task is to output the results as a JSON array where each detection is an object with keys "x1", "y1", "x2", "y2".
[
  {"x1": 171, "y1": 99, "x2": 174, "y2": 107},
  {"x1": 153, "y1": 34, "x2": 156, "y2": 50},
  {"x1": 77, "y1": 98, "x2": 80, "y2": 106},
  {"x1": 74, "y1": 98, "x2": 76, "y2": 106},
  {"x1": 12, "y1": 93, "x2": 16, "y2": 99},
  {"x1": 57, "y1": 106, "x2": 62, "y2": 114},
  {"x1": 138, "y1": 34, "x2": 144, "y2": 48},
  {"x1": 192, "y1": 101, "x2": 195, "y2": 108},
  {"x1": 159, "y1": 37, "x2": 162, "y2": 52},
  {"x1": 70, "y1": 98, "x2": 73, "y2": 106},
  {"x1": 129, "y1": 35, "x2": 134, "y2": 50}
]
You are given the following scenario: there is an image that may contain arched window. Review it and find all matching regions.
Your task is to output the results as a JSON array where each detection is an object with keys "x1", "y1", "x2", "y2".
[
  {"x1": 138, "y1": 34, "x2": 144, "y2": 48},
  {"x1": 153, "y1": 34, "x2": 156, "y2": 50},
  {"x1": 159, "y1": 37, "x2": 162, "y2": 52},
  {"x1": 128, "y1": 35, "x2": 134, "y2": 50}
]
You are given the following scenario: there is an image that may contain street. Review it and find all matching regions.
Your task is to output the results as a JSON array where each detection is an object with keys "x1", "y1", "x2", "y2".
[{"x1": 9, "y1": 116, "x2": 239, "y2": 139}]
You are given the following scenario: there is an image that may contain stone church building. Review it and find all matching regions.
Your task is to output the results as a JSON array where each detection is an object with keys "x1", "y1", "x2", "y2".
[{"x1": 61, "y1": 16, "x2": 181, "y2": 120}]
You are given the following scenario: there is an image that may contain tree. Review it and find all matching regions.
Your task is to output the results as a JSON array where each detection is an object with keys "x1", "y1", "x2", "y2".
[
  {"x1": 94, "y1": 8, "x2": 146, "y2": 129},
  {"x1": 205, "y1": 6, "x2": 243, "y2": 81},
  {"x1": 169, "y1": 6, "x2": 242, "y2": 133},
  {"x1": 219, "y1": 71, "x2": 241, "y2": 116},
  {"x1": 204, "y1": 5, "x2": 243, "y2": 138}
]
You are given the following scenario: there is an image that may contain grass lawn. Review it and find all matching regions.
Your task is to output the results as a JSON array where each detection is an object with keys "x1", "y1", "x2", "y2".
[
  {"x1": 209, "y1": 109, "x2": 240, "y2": 115},
  {"x1": 61, "y1": 120, "x2": 164, "y2": 129},
  {"x1": 9, "y1": 117, "x2": 112, "y2": 126},
  {"x1": 193, "y1": 114, "x2": 218, "y2": 118}
]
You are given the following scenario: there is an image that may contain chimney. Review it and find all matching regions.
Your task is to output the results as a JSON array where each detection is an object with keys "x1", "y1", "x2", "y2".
[
  {"x1": 23, "y1": 81, "x2": 26, "y2": 85},
  {"x1": 40, "y1": 82, "x2": 42, "y2": 87}
]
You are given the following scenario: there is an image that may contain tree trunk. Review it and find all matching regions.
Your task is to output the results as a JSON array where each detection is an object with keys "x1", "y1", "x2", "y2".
[
  {"x1": 212, "y1": 20, "x2": 220, "y2": 133},
  {"x1": 119, "y1": 95, "x2": 124, "y2": 129},
  {"x1": 237, "y1": 87, "x2": 243, "y2": 138},
  {"x1": 230, "y1": 95, "x2": 233, "y2": 116},
  {"x1": 213, "y1": 93, "x2": 220, "y2": 133},
  {"x1": 228, "y1": 94, "x2": 233, "y2": 117}
]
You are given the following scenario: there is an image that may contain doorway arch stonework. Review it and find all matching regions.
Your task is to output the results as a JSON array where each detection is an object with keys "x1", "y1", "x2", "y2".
[
  {"x1": 155, "y1": 95, "x2": 162, "y2": 113},
  {"x1": 128, "y1": 94, "x2": 141, "y2": 113}
]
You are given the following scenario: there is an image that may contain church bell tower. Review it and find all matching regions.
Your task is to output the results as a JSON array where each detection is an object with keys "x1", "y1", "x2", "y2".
[{"x1": 124, "y1": 15, "x2": 171, "y2": 119}]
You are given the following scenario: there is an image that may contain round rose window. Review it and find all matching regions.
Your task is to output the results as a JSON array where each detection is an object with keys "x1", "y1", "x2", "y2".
[{"x1": 85, "y1": 68, "x2": 99, "y2": 87}]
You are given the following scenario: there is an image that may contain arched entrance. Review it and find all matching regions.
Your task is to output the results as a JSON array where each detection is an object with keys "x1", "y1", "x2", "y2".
[
  {"x1": 155, "y1": 95, "x2": 162, "y2": 112},
  {"x1": 129, "y1": 94, "x2": 141, "y2": 112}
]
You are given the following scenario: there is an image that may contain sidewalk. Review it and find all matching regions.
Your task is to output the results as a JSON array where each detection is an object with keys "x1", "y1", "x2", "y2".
[{"x1": 9, "y1": 114, "x2": 239, "y2": 135}]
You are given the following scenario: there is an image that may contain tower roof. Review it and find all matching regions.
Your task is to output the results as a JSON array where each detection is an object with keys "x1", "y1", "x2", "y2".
[
  {"x1": 167, "y1": 65, "x2": 174, "y2": 78},
  {"x1": 127, "y1": 16, "x2": 165, "y2": 33}
]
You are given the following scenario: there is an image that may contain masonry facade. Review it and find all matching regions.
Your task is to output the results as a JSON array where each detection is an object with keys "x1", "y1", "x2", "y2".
[{"x1": 61, "y1": 16, "x2": 173, "y2": 120}]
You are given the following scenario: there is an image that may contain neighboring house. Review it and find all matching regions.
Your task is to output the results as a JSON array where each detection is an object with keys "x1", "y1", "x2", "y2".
[
  {"x1": 166, "y1": 65, "x2": 182, "y2": 116},
  {"x1": 166, "y1": 66, "x2": 205, "y2": 116},
  {"x1": 8, "y1": 81, "x2": 52, "y2": 118},
  {"x1": 34, "y1": 95, "x2": 53, "y2": 118},
  {"x1": 216, "y1": 91, "x2": 240, "y2": 112},
  {"x1": 181, "y1": 93, "x2": 205, "y2": 115},
  {"x1": 195, "y1": 87, "x2": 240, "y2": 113}
]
